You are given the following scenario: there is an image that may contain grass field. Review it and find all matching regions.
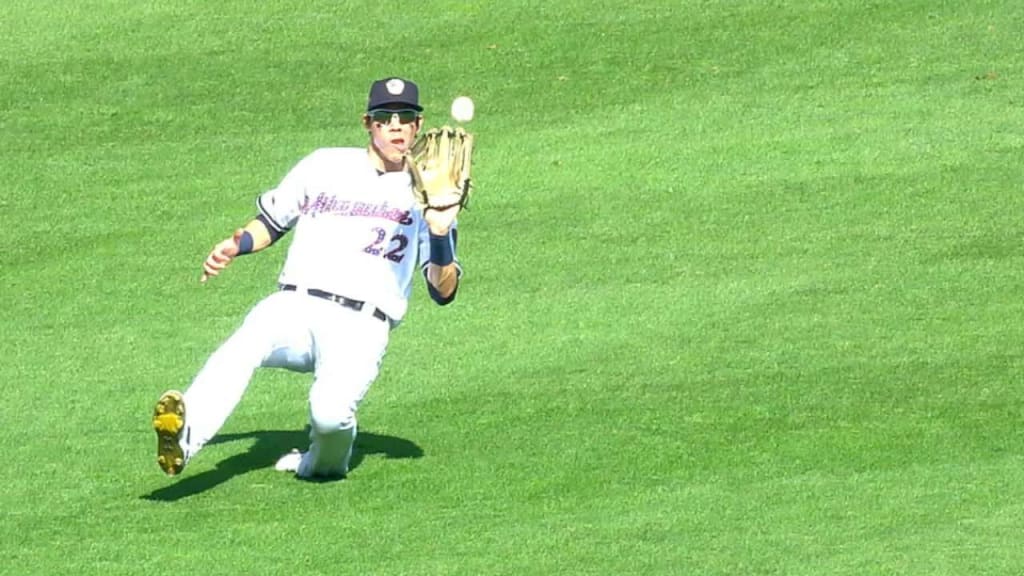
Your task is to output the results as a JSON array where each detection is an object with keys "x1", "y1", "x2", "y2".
[{"x1": 2, "y1": 1, "x2": 1023, "y2": 574}]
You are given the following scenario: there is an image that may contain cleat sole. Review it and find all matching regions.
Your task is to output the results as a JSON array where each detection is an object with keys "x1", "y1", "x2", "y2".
[{"x1": 152, "y1": 391, "x2": 186, "y2": 476}]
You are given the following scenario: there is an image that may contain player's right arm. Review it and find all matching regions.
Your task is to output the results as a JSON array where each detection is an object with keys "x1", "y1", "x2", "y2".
[
  {"x1": 199, "y1": 147, "x2": 323, "y2": 282},
  {"x1": 200, "y1": 215, "x2": 282, "y2": 283},
  {"x1": 200, "y1": 150, "x2": 318, "y2": 283}
]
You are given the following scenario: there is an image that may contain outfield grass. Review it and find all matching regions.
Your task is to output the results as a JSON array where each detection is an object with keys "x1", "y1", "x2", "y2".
[{"x1": 2, "y1": 1, "x2": 1023, "y2": 574}]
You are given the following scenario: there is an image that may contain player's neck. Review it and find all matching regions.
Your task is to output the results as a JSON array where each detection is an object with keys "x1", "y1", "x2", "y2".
[{"x1": 367, "y1": 145, "x2": 405, "y2": 173}]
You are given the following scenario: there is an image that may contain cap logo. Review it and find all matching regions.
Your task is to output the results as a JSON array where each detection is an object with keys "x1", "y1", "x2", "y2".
[{"x1": 386, "y1": 79, "x2": 405, "y2": 95}]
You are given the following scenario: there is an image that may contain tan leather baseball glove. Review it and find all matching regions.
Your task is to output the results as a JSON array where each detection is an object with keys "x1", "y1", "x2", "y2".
[{"x1": 406, "y1": 126, "x2": 474, "y2": 211}]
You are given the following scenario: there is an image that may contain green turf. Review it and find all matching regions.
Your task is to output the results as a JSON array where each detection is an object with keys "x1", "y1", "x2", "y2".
[{"x1": 2, "y1": 1, "x2": 1023, "y2": 574}]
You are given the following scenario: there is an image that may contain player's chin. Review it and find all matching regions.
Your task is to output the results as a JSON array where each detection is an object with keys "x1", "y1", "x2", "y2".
[
  {"x1": 384, "y1": 147, "x2": 408, "y2": 164},
  {"x1": 373, "y1": 140, "x2": 407, "y2": 163}
]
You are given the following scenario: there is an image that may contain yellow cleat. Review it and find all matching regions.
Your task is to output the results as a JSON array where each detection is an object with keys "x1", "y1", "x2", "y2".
[{"x1": 152, "y1": 390, "x2": 186, "y2": 476}]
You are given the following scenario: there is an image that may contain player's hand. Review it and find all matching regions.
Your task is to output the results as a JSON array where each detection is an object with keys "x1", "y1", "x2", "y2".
[
  {"x1": 200, "y1": 234, "x2": 242, "y2": 283},
  {"x1": 424, "y1": 192, "x2": 462, "y2": 236}
]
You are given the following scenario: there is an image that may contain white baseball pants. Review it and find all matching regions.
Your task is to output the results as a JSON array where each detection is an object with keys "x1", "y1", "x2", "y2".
[{"x1": 181, "y1": 289, "x2": 390, "y2": 477}]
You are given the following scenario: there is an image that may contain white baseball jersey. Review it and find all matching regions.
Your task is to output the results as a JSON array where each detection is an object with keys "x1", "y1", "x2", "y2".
[{"x1": 256, "y1": 147, "x2": 456, "y2": 322}]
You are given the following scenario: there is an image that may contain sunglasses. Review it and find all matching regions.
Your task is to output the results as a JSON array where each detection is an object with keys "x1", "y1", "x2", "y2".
[{"x1": 368, "y1": 109, "x2": 420, "y2": 125}]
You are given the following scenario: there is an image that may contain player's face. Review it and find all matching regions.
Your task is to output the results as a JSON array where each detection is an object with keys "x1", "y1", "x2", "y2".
[{"x1": 365, "y1": 108, "x2": 422, "y2": 167}]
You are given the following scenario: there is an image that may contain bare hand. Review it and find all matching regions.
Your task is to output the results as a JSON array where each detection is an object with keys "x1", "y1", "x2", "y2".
[{"x1": 200, "y1": 234, "x2": 242, "y2": 283}]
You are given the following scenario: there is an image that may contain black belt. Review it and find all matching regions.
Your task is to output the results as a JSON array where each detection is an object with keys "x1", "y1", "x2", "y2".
[{"x1": 280, "y1": 284, "x2": 388, "y2": 322}]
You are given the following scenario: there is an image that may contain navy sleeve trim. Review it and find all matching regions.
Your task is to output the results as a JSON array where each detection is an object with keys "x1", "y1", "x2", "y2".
[
  {"x1": 256, "y1": 195, "x2": 289, "y2": 235},
  {"x1": 256, "y1": 213, "x2": 286, "y2": 243}
]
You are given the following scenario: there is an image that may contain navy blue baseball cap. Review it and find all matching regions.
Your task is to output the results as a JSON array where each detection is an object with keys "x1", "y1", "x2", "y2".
[{"x1": 367, "y1": 77, "x2": 422, "y2": 112}]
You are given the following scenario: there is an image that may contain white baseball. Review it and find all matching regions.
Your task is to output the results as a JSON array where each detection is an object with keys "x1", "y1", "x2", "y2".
[{"x1": 451, "y1": 96, "x2": 475, "y2": 123}]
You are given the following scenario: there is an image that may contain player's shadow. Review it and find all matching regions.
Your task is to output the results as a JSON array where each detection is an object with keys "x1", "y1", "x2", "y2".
[{"x1": 141, "y1": 428, "x2": 423, "y2": 502}]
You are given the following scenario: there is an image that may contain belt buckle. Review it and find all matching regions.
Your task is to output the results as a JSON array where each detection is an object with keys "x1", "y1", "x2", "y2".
[{"x1": 335, "y1": 296, "x2": 363, "y2": 312}]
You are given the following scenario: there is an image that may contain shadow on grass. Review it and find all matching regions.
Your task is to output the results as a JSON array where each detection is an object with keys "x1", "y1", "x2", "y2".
[{"x1": 141, "y1": 428, "x2": 423, "y2": 502}]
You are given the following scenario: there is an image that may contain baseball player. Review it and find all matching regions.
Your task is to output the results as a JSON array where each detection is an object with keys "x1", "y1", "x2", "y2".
[{"x1": 151, "y1": 77, "x2": 464, "y2": 479}]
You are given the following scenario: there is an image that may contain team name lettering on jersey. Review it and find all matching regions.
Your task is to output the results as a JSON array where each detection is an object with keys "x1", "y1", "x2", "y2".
[{"x1": 303, "y1": 192, "x2": 412, "y2": 225}]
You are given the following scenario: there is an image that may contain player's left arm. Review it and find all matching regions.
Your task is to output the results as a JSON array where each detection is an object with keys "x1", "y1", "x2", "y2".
[{"x1": 422, "y1": 203, "x2": 462, "y2": 304}]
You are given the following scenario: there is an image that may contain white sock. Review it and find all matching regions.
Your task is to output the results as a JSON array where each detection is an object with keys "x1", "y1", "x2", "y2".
[{"x1": 301, "y1": 424, "x2": 356, "y2": 477}]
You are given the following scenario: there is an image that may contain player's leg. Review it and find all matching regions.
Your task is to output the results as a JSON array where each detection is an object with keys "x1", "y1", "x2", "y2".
[
  {"x1": 294, "y1": 303, "x2": 390, "y2": 478},
  {"x1": 153, "y1": 291, "x2": 314, "y2": 475}
]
